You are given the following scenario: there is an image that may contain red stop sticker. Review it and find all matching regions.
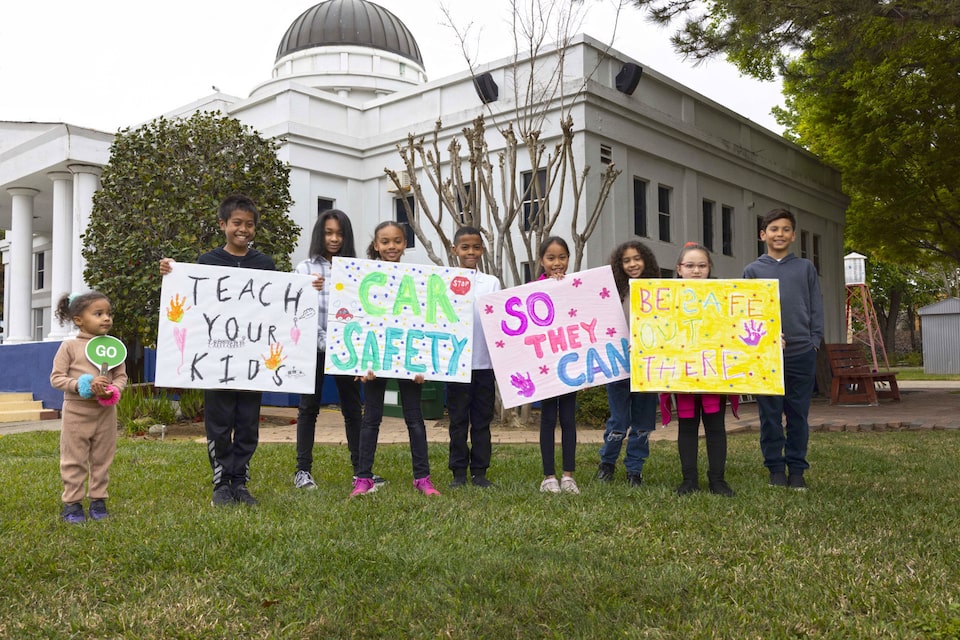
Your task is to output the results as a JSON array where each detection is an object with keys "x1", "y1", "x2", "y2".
[{"x1": 450, "y1": 276, "x2": 471, "y2": 295}]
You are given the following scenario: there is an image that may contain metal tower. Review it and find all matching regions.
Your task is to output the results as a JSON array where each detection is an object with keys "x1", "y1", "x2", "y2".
[{"x1": 844, "y1": 252, "x2": 890, "y2": 371}]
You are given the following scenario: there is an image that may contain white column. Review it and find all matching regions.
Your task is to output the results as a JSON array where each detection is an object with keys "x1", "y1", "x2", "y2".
[
  {"x1": 5, "y1": 188, "x2": 39, "y2": 343},
  {"x1": 68, "y1": 164, "x2": 101, "y2": 292},
  {"x1": 47, "y1": 171, "x2": 74, "y2": 339}
]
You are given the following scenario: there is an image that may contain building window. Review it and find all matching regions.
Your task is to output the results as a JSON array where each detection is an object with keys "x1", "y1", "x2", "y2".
[
  {"x1": 658, "y1": 184, "x2": 671, "y2": 243},
  {"x1": 34, "y1": 252, "x2": 45, "y2": 291},
  {"x1": 522, "y1": 261, "x2": 533, "y2": 283},
  {"x1": 395, "y1": 195, "x2": 416, "y2": 248},
  {"x1": 721, "y1": 205, "x2": 734, "y2": 256},
  {"x1": 813, "y1": 234, "x2": 822, "y2": 274},
  {"x1": 633, "y1": 178, "x2": 648, "y2": 238},
  {"x1": 800, "y1": 230, "x2": 810, "y2": 259},
  {"x1": 600, "y1": 144, "x2": 612, "y2": 165},
  {"x1": 522, "y1": 169, "x2": 547, "y2": 231},
  {"x1": 33, "y1": 308, "x2": 44, "y2": 342},
  {"x1": 757, "y1": 216, "x2": 765, "y2": 257},
  {"x1": 702, "y1": 200, "x2": 715, "y2": 252},
  {"x1": 317, "y1": 197, "x2": 335, "y2": 216}
]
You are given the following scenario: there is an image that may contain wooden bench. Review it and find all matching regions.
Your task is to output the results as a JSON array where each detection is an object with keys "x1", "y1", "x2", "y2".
[{"x1": 823, "y1": 343, "x2": 901, "y2": 405}]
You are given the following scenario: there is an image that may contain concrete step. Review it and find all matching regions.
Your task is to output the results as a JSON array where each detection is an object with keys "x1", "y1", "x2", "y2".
[{"x1": 0, "y1": 393, "x2": 58, "y2": 423}]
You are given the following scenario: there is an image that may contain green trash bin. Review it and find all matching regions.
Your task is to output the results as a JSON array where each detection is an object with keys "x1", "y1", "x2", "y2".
[{"x1": 382, "y1": 379, "x2": 445, "y2": 420}]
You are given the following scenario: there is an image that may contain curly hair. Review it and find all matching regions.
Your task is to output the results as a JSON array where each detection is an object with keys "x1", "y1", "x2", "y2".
[
  {"x1": 610, "y1": 240, "x2": 660, "y2": 300},
  {"x1": 54, "y1": 291, "x2": 111, "y2": 326}
]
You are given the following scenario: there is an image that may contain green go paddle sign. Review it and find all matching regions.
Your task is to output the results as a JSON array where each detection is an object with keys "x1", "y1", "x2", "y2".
[{"x1": 86, "y1": 335, "x2": 127, "y2": 374}]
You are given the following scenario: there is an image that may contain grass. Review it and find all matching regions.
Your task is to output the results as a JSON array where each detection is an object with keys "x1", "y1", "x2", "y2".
[
  {"x1": 892, "y1": 367, "x2": 960, "y2": 382},
  {"x1": 2, "y1": 430, "x2": 960, "y2": 638}
]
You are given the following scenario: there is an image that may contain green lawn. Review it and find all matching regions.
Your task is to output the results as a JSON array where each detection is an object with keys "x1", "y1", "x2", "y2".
[
  {"x1": 892, "y1": 367, "x2": 960, "y2": 381},
  {"x1": 1, "y1": 430, "x2": 959, "y2": 638}
]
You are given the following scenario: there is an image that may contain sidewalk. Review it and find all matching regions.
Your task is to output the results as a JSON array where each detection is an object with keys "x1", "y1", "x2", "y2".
[{"x1": 2, "y1": 381, "x2": 957, "y2": 442}]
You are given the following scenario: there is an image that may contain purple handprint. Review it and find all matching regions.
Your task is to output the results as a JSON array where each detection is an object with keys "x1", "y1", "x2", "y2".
[
  {"x1": 739, "y1": 320, "x2": 767, "y2": 346},
  {"x1": 510, "y1": 371, "x2": 536, "y2": 398}
]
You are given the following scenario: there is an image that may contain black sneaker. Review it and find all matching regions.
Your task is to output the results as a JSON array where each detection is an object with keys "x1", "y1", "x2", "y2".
[
  {"x1": 61, "y1": 502, "x2": 85, "y2": 524},
  {"x1": 211, "y1": 484, "x2": 234, "y2": 507},
  {"x1": 471, "y1": 473, "x2": 493, "y2": 488},
  {"x1": 597, "y1": 462, "x2": 615, "y2": 482},
  {"x1": 450, "y1": 471, "x2": 468, "y2": 489},
  {"x1": 769, "y1": 471, "x2": 788, "y2": 487},
  {"x1": 676, "y1": 479, "x2": 700, "y2": 496},
  {"x1": 626, "y1": 473, "x2": 643, "y2": 487},
  {"x1": 233, "y1": 484, "x2": 258, "y2": 506},
  {"x1": 709, "y1": 480, "x2": 735, "y2": 497},
  {"x1": 788, "y1": 473, "x2": 807, "y2": 491},
  {"x1": 89, "y1": 499, "x2": 109, "y2": 520}
]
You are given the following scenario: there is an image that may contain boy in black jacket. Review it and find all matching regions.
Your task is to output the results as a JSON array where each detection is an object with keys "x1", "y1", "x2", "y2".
[
  {"x1": 160, "y1": 194, "x2": 276, "y2": 506},
  {"x1": 743, "y1": 208, "x2": 823, "y2": 490}
]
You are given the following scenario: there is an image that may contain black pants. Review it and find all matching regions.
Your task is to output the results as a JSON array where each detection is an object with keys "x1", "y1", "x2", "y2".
[
  {"x1": 446, "y1": 369, "x2": 495, "y2": 474},
  {"x1": 677, "y1": 396, "x2": 727, "y2": 483},
  {"x1": 203, "y1": 389, "x2": 261, "y2": 487},
  {"x1": 357, "y1": 377, "x2": 431, "y2": 480},
  {"x1": 540, "y1": 392, "x2": 577, "y2": 476},
  {"x1": 296, "y1": 350, "x2": 363, "y2": 475}
]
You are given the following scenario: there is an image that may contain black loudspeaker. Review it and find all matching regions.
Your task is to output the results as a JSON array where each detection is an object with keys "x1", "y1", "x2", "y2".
[
  {"x1": 615, "y1": 63, "x2": 643, "y2": 95},
  {"x1": 474, "y1": 72, "x2": 499, "y2": 104}
]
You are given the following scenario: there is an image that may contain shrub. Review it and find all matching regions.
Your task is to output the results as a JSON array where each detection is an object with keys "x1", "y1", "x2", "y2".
[
  {"x1": 899, "y1": 351, "x2": 923, "y2": 367},
  {"x1": 576, "y1": 385, "x2": 610, "y2": 429},
  {"x1": 117, "y1": 384, "x2": 178, "y2": 436},
  {"x1": 176, "y1": 388, "x2": 204, "y2": 421}
]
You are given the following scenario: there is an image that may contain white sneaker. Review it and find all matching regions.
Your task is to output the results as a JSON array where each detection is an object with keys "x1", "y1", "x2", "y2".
[
  {"x1": 560, "y1": 476, "x2": 580, "y2": 494},
  {"x1": 540, "y1": 477, "x2": 561, "y2": 493},
  {"x1": 294, "y1": 470, "x2": 317, "y2": 489}
]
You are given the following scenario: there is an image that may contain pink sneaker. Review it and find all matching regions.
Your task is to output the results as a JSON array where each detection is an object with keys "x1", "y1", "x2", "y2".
[
  {"x1": 350, "y1": 477, "x2": 375, "y2": 497},
  {"x1": 413, "y1": 476, "x2": 441, "y2": 496}
]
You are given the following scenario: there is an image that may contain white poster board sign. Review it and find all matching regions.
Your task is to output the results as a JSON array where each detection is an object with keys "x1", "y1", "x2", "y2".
[
  {"x1": 323, "y1": 258, "x2": 475, "y2": 382},
  {"x1": 156, "y1": 262, "x2": 317, "y2": 393},
  {"x1": 477, "y1": 266, "x2": 630, "y2": 408}
]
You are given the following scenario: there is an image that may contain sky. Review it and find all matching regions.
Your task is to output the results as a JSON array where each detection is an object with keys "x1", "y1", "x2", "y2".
[{"x1": 0, "y1": 0, "x2": 785, "y2": 134}]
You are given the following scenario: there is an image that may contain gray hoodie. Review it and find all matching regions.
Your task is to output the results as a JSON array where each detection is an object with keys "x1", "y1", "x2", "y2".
[{"x1": 742, "y1": 253, "x2": 824, "y2": 357}]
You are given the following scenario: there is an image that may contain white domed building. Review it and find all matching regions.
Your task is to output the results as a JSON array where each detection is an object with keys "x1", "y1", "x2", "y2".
[{"x1": 0, "y1": 0, "x2": 847, "y2": 408}]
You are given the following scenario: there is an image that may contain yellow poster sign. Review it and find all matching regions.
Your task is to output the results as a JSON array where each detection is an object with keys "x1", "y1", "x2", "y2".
[{"x1": 629, "y1": 279, "x2": 784, "y2": 395}]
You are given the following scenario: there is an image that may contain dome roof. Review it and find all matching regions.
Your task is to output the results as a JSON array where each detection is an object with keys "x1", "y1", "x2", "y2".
[{"x1": 276, "y1": 0, "x2": 423, "y2": 66}]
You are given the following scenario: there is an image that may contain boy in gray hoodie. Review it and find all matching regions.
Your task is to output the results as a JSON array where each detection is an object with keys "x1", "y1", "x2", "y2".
[{"x1": 743, "y1": 208, "x2": 824, "y2": 490}]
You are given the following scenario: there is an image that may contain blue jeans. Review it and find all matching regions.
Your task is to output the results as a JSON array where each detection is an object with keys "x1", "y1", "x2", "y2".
[
  {"x1": 756, "y1": 347, "x2": 817, "y2": 474},
  {"x1": 599, "y1": 379, "x2": 656, "y2": 475}
]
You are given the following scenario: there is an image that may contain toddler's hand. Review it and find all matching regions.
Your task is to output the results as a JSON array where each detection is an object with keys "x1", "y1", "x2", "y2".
[{"x1": 159, "y1": 258, "x2": 174, "y2": 275}]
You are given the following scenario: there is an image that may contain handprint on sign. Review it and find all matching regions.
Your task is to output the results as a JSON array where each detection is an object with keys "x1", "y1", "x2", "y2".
[
  {"x1": 510, "y1": 371, "x2": 536, "y2": 398},
  {"x1": 263, "y1": 343, "x2": 287, "y2": 370},
  {"x1": 739, "y1": 320, "x2": 767, "y2": 347},
  {"x1": 166, "y1": 294, "x2": 190, "y2": 323}
]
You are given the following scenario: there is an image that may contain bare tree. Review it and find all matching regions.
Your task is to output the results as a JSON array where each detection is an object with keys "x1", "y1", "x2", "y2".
[
  {"x1": 385, "y1": 0, "x2": 625, "y2": 425},
  {"x1": 385, "y1": 0, "x2": 624, "y2": 287}
]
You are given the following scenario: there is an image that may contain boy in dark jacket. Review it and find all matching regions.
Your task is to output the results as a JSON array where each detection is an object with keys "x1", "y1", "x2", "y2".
[
  {"x1": 160, "y1": 194, "x2": 276, "y2": 506},
  {"x1": 743, "y1": 208, "x2": 824, "y2": 490}
]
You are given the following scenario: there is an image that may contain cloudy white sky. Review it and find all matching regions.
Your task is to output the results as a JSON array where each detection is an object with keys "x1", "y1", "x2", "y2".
[{"x1": 0, "y1": 0, "x2": 785, "y2": 133}]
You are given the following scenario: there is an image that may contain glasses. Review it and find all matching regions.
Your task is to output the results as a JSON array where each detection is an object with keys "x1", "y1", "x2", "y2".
[{"x1": 680, "y1": 263, "x2": 709, "y2": 270}]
